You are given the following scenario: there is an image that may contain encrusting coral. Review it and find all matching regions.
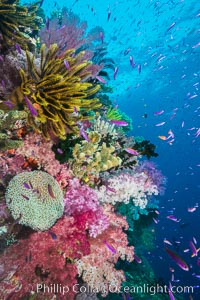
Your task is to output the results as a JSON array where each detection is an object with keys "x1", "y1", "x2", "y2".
[
  {"x1": 10, "y1": 44, "x2": 101, "y2": 139},
  {"x1": 5, "y1": 171, "x2": 64, "y2": 231},
  {"x1": 0, "y1": 0, "x2": 39, "y2": 52}
]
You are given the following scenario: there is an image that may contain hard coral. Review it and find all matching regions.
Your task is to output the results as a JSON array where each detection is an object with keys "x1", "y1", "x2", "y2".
[
  {"x1": 71, "y1": 137, "x2": 122, "y2": 183},
  {"x1": 11, "y1": 44, "x2": 101, "y2": 139},
  {"x1": 5, "y1": 171, "x2": 64, "y2": 231},
  {"x1": 0, "y1": 0, "x2": 39, "y2": 52}
]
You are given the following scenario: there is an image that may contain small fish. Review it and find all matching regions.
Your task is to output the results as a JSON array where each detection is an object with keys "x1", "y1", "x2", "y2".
[
  {"x1": 15, "y1": 43, "x2": 21, "y2": 54},
  {"x1": 153, "y1": 109, "x2": 164, "y2": 116},
  {"x1": 129, "y1": 55, "x2": 135, "y2": 68},
  {"x1": 164, "y1": 239, "x2": 173, "y2": 246},
  {"x1": 46, "y1": 17, "x2": 50, "y2": 31},
  {"x1": 166, "y1": 22, "x2": 176, "y2": 32},
  {"x1": 165, "y1": 247, "x2": 189, "y2": 271},
  {"x1": 181, "y1": 121, "x2": 185, "y2": 128},
  {"x1": 21, "y1": 194, "x2": 29, "y2": 201},
  {"x1": 106, "y1": 186, "x2": 116, "y2": 193},
  {"x1": 23, "y1": 182, "x2": 31, "y2": 189},
  {"x1": 24, "y1": 96, "x2": 38, "y2": 116},
  {"x1": 166, "y1": 215, "x2": 181, "y2": 222},
  {"x1": 125, "y1": 148, "x2": 139, "y2": 156},
  {"x1": 57, "y1": 148, "x2": 63, "y2": 154},
  {"x1": 1, "y1": 80, "x2": 5, "y2": 88},
  {"x1": 99, "y1": 31, "x2": 104, "y2": 44},
  {"x1": 110, "y1": 120, "x2": 128, "y2": 126},
  {"x1": 168, "y1": 129, "x2": 174, "y2": 139},
  {"x1": 64, "y1": 59, "x2": 70, "y2": 70},
  {"x1": 49, "y1": 231, "x2": 57, "y2": 240},
  {"x1": 187, "y1": 207, "x2": 197, "y2": 212},
  {"x1": 2, "y1": 99, "x2": 14, "y2": 109},
  {"x1": 153, "y1": 217, "x2": 158, "y2": 224},
  {"x1": 107, "y1": 8, "x2": 111, "y2": 21},
  {"x1": 183, "y1": 249, "x2": 190, "y2": 253},
  {"x1": 138, "y1": 64, "x2": 141, "y2": 74},
  {"x1": 155, "y1": 122, "x2": 166, "y2": 126},
  {"x1": 104, "y1": 240, "x2": 116, "y2": 254},
  {"x1": 193, "y1": 237, "x2": 197, "y2": 245},
  {"x1": 168, "y1": 282, "x2": 175, "y2": 300},
  {"x1": 48, "y1": 184, "x2": 55, "y2": 198},
  {"x1": 134, "y1": 254, "x2": 142, "y2": 263},
  {"x1": 113, "y1": 67, "x2": 118, "y2": 80},
  {"x1": 80, "y1": 127, "x2": 90, "y2": 142},
  {"x1": 29, "y1": 181, "x2": 33, "y2": 189},
  {"x1": 158, "y1": 135, "x2": 167, "y2": 140},
  {"x1": 124, "y1": 48, "x2": 131, "y2": 56},
  {"x1": 96, "y1": 75, "x2": 107, "y2": 84},
  {"x1": 190, "y1": 241, "x2": 197, "y2": 256}
]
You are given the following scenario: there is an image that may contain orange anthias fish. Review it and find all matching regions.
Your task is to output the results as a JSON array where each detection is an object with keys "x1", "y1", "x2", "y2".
[{"x1": 158, "y1": 135, "x2": 167, "y2": 140}]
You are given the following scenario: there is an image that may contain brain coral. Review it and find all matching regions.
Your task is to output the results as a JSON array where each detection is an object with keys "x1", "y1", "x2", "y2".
[{"x1": 5, "y1": 171, "x2": 64, "y2": 231}]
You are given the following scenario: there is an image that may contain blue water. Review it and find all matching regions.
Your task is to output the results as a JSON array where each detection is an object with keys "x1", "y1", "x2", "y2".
[{"x1": 23, "y1": 0, "x2": 200, "y2": 299}]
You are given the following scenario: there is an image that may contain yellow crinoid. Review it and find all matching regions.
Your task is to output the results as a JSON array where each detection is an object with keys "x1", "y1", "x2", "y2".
[
  {"x1": 0, "y1": 0, "x2": 38, "y2": 51},
  {"x1": 12, "y1": 44, "x2": 101, "y2": 139}
]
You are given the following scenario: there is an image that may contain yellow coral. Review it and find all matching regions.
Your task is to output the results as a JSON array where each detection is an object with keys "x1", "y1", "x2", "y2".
[
  {"x1": 11, "y1": 44, "x2": 101, "y2": 139},
  {"x1": 70, "y1": 132, "x2": 122, "y2": 183}
]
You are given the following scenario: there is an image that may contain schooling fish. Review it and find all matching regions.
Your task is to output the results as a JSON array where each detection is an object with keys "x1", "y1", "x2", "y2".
[
  {"x1": 46, "y1": 17, "x2": 50, "y2": 31},
  {"x1": 138, "y1": 64, "x2": 141, "y2": 74},
  {"x1": 113, "y1": 67, "x2": 118, "y2": 80},
  {"x1": 165, "y1": 247, "x2": 189, "y2": 271},
  {"x1": 110, "y1": 120, "x2": 128, "y2": 126},
  {"x1": 99, "y1": 31, "x2": 104, "y2": 44},
  {"x1": 24, "y1": 96, "x2": 38, "y2": 116},
  {"x1": 129, "y1": 55, "x2": 135, "y2": 68},
  {"x1": 104, "y1": 240, "x2": 116, "y2": 254},
  {"x1": 125, "y1": 148, "x2": 139, "y2": 156},
  {"x1": 15, "y1": 43, "x2": 22, "y2": 54},
  {"x1": 96, "y1": 75, "x2": 107, "y2": 84},
  {"x1": 48, "y1": 184, "x2": 55, "y2": 198},
  {"x1": 80, "y1": 127, "x2": 90, "y2": 142},
  {"x1": 64, "y1": 59, "x2": 70, "y2": 70},
  {"x1": 189, "y1": 241, "x2": 198, "y2": 256}
]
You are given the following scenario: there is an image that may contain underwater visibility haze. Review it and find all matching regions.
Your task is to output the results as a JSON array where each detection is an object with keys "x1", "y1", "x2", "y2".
[{"x1": 0, "y1": 0, "x2": 199, "y2": 299}]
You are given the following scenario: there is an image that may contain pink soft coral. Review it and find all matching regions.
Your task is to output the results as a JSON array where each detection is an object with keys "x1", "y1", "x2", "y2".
[
  {"x1": 64, "y1": 178, "x2": 109, "y2": 237},
  {"x1": 0, "y1": 215, "x2": 90, "y2": 300},
  {"x1": 75, "y1": 205, "x2": 134, "y2": 297}
]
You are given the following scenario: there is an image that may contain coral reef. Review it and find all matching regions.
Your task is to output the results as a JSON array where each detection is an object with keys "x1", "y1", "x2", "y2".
[
  {"x1": 5, "y1": 171, "x2": 64, "y2": 231},
  {"x1": 75, "y1": 205, "x2": 134, "y2": 297},
  {"x1": 0, "y1": 4, "x2": 166, "y2": 300},
  {"x1": 0, "y1": 215, "x2": 90, "y2": 300},
  {"x1": 0, "y1": 109, "x2": 27, "y2": 150},
  {"x1": 0, "y1": 0, "x2": 39, "y2": 52}
]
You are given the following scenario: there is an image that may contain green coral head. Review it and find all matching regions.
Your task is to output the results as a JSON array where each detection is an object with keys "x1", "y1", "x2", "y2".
[{"x1": 5, "y1": 171, "x2": 64, "y2": 231}]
